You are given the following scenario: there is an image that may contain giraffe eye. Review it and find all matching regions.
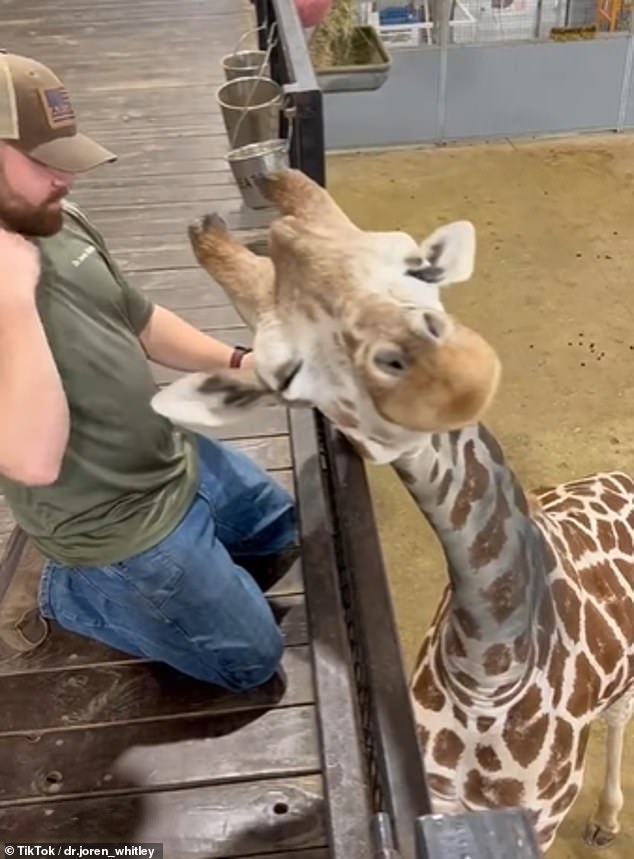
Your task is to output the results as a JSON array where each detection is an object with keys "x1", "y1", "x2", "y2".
[{"x1": 372, "y1": 348, "x2": 409, "y2": 377}]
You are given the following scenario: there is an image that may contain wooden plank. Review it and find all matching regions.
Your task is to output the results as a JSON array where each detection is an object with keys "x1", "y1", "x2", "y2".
[
  {"x1": 0, "y1": 704, "x2": 320, "y2": 803},
  {"x1": 0, "y1": 595, "x2": 307, "y2": 676},
  {"x1": 0, "y1": 645, "x2": 313, "y2": 735},
  {"x1": 73, "y1": 183, "x2": 242, "y2": 209},
  {"x1": 144, "y1": 282, "x2": 233, "y2": 310},
  {"x1": 158, "y1": 304, "x2": 244, "y2": 329},
  {"x1": 92, "y1": 204, "x2": 273, "y2": 240},
  {"x1": 230, "y1": 435, "x2": 291, "y2": 471},
  {"x1": 0, "y1": 775, "x2": 327, "y2": 857},
  {"x1": 194, "y1": 409, "x2": 290, "y2": 440},
  {"x1": 76, "y1": 172, "x2": 238, "y2": 191},
  {"x1": 78, "y1": 158, "x2": 234, "y2": 179}
]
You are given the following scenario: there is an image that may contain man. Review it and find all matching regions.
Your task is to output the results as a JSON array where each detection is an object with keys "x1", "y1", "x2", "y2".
[{"x1": 0, "y1": 51, "x2": 296, "y2": 692}]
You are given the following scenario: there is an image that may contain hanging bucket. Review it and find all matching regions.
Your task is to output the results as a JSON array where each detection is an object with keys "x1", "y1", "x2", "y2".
[
  {"x1": 226, "y1": 139, "x2": 290, "y2": 209},
  {"x1": 216, "y1": 76, "x2": 282, "y2": 149},
  {"x1": 221, "y1": 49, "x2": 270, "y2": 81}
]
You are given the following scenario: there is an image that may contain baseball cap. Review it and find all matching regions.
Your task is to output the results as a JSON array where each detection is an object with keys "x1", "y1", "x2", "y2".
[{"x1": 0, "y1": 51, "x2": 116, "y2": 172}]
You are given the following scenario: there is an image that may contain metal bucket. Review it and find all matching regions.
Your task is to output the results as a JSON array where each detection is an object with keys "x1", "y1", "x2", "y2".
[
  {"x1": 226, "y1": 139, "x2": 290, "y2": 209},
  {"x1": 216, "y1": 76, "x2": 282, "y2": 149},
  {"x1": 221, "y1": 49, "x2": 270, "y2": 81}
]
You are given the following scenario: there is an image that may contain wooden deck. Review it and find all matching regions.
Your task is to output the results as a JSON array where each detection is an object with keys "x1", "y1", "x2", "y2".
[{"x1": 0, "y1": 1, "x2": 335, "y2": 854}]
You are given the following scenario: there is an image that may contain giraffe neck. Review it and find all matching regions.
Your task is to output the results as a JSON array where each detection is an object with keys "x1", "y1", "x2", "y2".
[{"x1": 392, "y1": 423, "x2": 555, "y2": 690}]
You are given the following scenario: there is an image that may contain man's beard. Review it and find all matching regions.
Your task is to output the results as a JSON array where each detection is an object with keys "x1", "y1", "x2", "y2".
[{"x1": 0, "y1": 182, "x2": 66, "y2": 237}]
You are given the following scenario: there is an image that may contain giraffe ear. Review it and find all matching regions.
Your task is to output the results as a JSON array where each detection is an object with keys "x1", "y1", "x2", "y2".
[
  {"x1": 415, "y1": 221, "x2": 476, "y2": 287},
  {"x1": 150, "y1": 369, "x2": 282, "y2": 430}
]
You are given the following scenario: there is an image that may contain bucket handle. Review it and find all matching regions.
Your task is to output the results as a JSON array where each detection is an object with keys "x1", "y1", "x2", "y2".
[{"x1": 229, "y1": 21, "x2": 279, "y2": 150}]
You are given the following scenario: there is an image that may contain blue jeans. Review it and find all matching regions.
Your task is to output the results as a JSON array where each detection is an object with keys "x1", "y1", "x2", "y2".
[{"x1": 38, "y1": 434, "x2": 296, "y2": 692}]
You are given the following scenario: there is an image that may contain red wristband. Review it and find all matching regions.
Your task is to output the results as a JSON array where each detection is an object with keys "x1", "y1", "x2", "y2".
[{"x1": 230, "y1": 345, "x2": 252, "y2": 368}]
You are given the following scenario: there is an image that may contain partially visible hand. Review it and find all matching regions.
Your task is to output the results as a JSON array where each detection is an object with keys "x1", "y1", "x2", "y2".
[{"x1": 0, "y1": 228, "x2": 41, "y2": 305}]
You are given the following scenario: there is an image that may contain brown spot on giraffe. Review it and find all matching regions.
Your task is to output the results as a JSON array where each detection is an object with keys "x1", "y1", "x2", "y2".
[
  {"x1": 575, "y1": 723, "x2": 591, "y2": 770},
  {"x1": 453, "y1": 705, "x2": 468, "y2": 728},
  {"x1": 433, "y1": 728, "x2": 465, "y2": 769},
  {"x1": 514, "y1": 632, "x2": 531, "y2": 663},
  {"x1": 429, "y1": 460, "x2": 439, "y2": 483},
  {"x1": 479, "y1": 568, "x2": 524, "y2": 624},
  {"x1": 436, "y1": 469, "x2": 453, "y2": 506},
  {"x1": 476, "y1": 715, "x2": 496, "y2": 733},
  {"x1": 546, "y1": 636, "x2": 568, "y2": 709},
  {"x1": 450, "y1": 440, "x2": 490, "y2": 528},
  {"x1": 614, "y1": 557, "x2": 633, "y2": 587},
  {"x1": 469, "y1": 474, "x2": 511, "y2": 569},
  {"x1": 569, "y1": 509, "x2": 593, "y2": 532},
  {"x1": 483, "y1": 643, "x2": 512, "y2": 675},
  {"x1": 445, "y1": 626, "x2": 467, "y2": 660},
  {"x1": 478, "y1": 424, "x2": 505, "y2": 466},
  {"x1": 411, "y1": 663, "x2": 446, "y2": 712},
  {"x1": 566, "y1": 652, "x2": 602, "y2": 716},
  {"x1": 601, "y1": 492, "x2": 627, "y2": 513},
  {"x1": 448, "y1": 429, "x2": 461, "y2": 466},
  {"x1": 596, "y1": 518, "x2": 616, "y2": 552},
  {"x1": 551, "y1": 578, "x2": 581, "y2": 641},
  {"x1": 504, "y1": 686, "x2": 549, "y2": 766},
  {"x1": 609, "y1": 472, "x2": 634, "y2": 493},
  {"x1": 537, "y1": 719, "x2": 574, "y2": 798},
  {"x1": 614, "y1": 519, "x2": 633, "y2": 555},
  {"x1": 603, "y1": 666, "x2": 625, "y2": 704},
  {"x1": 581, "y1": 560, "x2": 627, "y2": 603},
  {"x1": 602, "y1": 476, "x2": 626, "y2": 495},
  {"x1": 475, "y1": 744, "x2": 502, "y2": 772},
  {"x1": 583, "y1": 601, "x2": 623, "y2": 675},
  {"x1": 463, "y1": 769, "x2": 525, "y2": 808},
  {"x1": 560, "y1": 520, "x2": 594, "y2": 562}
]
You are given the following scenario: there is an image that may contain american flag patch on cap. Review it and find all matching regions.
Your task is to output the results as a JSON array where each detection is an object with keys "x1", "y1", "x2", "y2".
[{"x1": 39, "y1": 86, "x2": 75, "y2": 127}]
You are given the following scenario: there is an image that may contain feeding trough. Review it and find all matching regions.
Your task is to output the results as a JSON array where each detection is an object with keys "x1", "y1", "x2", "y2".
[
  {"x1": 216, "y1": 75, "x2": 283, "y2": 149},
  {"x1": 307, "y1": 0, "x2": 391, "y2": 93},
  {"x1": 226, "y1": 138, "x2": 290, "y2": 209},
  {"x1": 312, "y1": 24, "x2": 391, "y2": 93}
]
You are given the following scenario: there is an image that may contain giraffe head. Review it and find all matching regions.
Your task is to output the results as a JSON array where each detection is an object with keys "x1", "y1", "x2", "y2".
[{"x1": 151, "y1": 169, "x2": 501, "y2": 462}]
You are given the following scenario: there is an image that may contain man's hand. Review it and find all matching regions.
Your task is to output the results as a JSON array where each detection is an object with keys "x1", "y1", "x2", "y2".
[{"x1": 0, "y1": 228, "x2": 41, "y2": 304}]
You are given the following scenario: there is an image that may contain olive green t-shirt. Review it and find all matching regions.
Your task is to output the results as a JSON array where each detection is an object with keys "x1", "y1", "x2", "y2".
[{"x1": 0, "y1": 204, "x2": 198, "y2": 566}]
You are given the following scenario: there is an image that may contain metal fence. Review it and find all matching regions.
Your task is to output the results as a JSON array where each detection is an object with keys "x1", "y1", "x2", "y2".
[{"x1": 250, "y1": 1, "x2": 543, "y2": 857}]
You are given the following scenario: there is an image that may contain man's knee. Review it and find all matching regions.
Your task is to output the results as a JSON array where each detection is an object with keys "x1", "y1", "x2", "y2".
[{"x1": 215, "y1": 624, "x2": 285, "y2": 692}]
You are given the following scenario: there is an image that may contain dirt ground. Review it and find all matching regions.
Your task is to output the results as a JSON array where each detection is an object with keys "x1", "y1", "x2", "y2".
[{"x1": 326, "y1": 134, "x2": 634, "y2": 858}]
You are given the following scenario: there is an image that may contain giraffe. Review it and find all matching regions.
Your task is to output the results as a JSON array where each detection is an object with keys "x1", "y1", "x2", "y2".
[
  {"x1": 150, "y1": 168, "x2": 633, "y2": 854},
  {"x1": 151, "y1": 168, "x2": 501, "y2": 459}
]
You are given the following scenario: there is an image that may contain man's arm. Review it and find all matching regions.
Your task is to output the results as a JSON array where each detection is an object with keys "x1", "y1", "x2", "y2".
[
  {"x1": 0, "y1": 232, "x2": 70, "y2": 486},
  {"x1": 138, "y1": 304, "x2": 254, "y2": 372}
]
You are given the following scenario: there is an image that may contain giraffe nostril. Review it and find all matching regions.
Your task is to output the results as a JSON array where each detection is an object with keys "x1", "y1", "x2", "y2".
[{"x1": 422, "y1": 311, "x2": 446, "y2": 341}]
